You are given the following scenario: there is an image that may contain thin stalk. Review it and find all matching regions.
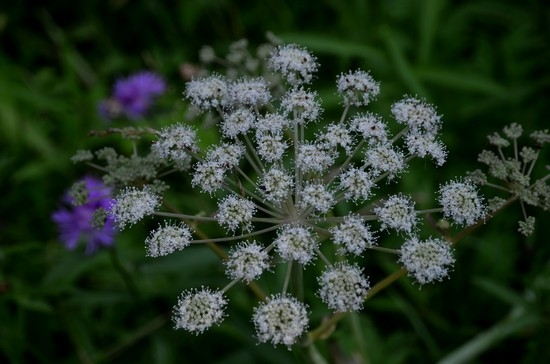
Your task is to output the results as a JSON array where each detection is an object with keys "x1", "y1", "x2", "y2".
[
  {"x1": 282, "y1": 261, "x2": 293, "y2": 294},
  {"x1": 94, "y1": 314, "x2": 169, "y2": 362},
  {"x1": 525, "y1": 151, "x2": 540, "y2": 177},
  {"x1": 221, "y1": 278, "x2": 241, "y2": 293},
  {"x1": 154, "y1": 211, "x2": 218, "y2": 221},
  {"x1": 326, "y1": 138, "x2": 366, "y2": 186},
  {"x1": 315, "y1": 248, "x2": 333, "y2": 268},
  {"x1": 243, "y1": 133, "x2": 266, "y2": 173},
  {"x1": 369, "y1": 246, "x2": 400, "y2": 254},
  {"x1": 190, "y1": 224, "x2": 282, "y2": 244}
]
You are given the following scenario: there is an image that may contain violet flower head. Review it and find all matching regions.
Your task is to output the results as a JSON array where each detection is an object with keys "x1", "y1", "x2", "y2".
[
  {"x1": 99, "y1": 71, "x2": 166, "y2": 120},
  {"x1": 52, "y1": 176, "x2": 117, "y2": 254}
]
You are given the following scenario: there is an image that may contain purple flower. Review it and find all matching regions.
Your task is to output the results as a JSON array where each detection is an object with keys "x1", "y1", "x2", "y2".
[
  {"x1": 52, "y1": 176, "x2": 117, "y2": 254},
  {"x1": 99, "y1": 71, "x2": 166, "y2": 120}
]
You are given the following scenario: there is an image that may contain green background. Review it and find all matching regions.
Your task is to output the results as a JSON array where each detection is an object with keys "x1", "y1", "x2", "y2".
[{"x1": 1, "y1": 0, "x2": 549, "y2": 363}]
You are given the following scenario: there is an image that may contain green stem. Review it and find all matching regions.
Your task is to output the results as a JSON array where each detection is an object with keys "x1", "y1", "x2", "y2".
[
  {"x1": 292, "y1": 260, "x2": 304, "y2": 301},
  {"x1": 282, "y1": 261, "x2": 293, "y2": 294}
]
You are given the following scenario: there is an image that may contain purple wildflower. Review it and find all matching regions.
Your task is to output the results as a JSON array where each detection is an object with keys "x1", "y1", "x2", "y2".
[
  {"x1": 52, "y1": 176, "x2": 117, "y2": 254},
  {"x1": 99, "y1": 71, "x2": 166, "y2": 120}
]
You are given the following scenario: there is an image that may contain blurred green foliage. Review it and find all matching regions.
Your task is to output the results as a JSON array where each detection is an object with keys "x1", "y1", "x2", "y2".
[{"x1": 1, "y1": 0, "x2": 549, "y2": 363}]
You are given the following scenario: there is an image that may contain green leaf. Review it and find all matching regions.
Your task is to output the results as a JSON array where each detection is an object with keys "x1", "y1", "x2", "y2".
[
  {"x1": 280, "y1": 33, "x2": 388, "y2": 68},
  {"x1": 12, "y1": 295, "x2": 53, "y2": 313},
  {"x1": 379, "y1": 26, "x2": 428, "y2": 97},
  {"x1": 389, "y1": 291, "x2": 439, "y2": 358},
  {"x1": 437, "y1": 311, "x2": 539, "y2": 364},
  {"x1": 417, "y1": 69, "x2": 507, "y2": 96},
  {"x1": 473, "y1": 277, "x2": 530, "y2": 308},
  {"x1": 42, "y1": 253, "x2": 108, "y2": 292}
]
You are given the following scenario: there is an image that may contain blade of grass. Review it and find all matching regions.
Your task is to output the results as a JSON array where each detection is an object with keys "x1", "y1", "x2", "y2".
[
  {"x1": 379, "y1": 26, "x2": 428, "y2": 97},
  {"x1": 40, "y1": 11, "x2": 98, "y2": 87},
  {"x1": 418, "y1": 0, "x2": 442, "y2": 65},
  {"x1": 417, "y1": 69, "x2": 507, "y2": 97},
  {"x1": 280, "y1": 33, "x2": 388, "y2": 69},
  {"x1": 437, "y1": 310, "x2": 539, "y2": 364}
]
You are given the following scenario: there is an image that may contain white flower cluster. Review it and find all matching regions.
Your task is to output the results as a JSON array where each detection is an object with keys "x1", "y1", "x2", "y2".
[
  {"x1": 399, "y1": 237, "x2": 455, "y2": 284},
  {"x1": 109, "y1": 186, "x2": 160, "y2": 229},
  {"x1": 374, "y1": 194, "x2": 418, "y2": 234},
  {"x1": 252, "y1": 294, "x2": 309, "y2": 347},
  {"x1": 145, "y1": 222, "x2": 192, "y2": 257},
  {"x1": 268, "y1": 44, "x2": 318, "y2": 85},
  {"x1": 216, "y1": 194, "x2": 256, "y2": 232},
  {"x1": 224, "y1": 241, "x2": 270, "y2": 282},
  {"x1": 274, "y1": 225, "x2": 318, "y2": 265},
  {"x1": 152, "y1": 123, "x2": 199, "y2": 166},
  {"x1": 317, "y1": 262, "x2": 370, "y2": 312},
  {"x1": 173, "y1": 288, "x2": 227, "y2": 334},
  {"x1": 109, "y1": 42, "x2": 489, "y2": 348},
  {"x1": 438, "y1": 180, "x2": 486, "y2": 226},
  {"x1": 330, "y1": 214, "x2": 377, "y2": 255},
  {"x1": 391, "y1": 96, "x2": 447, "y2": 165}
]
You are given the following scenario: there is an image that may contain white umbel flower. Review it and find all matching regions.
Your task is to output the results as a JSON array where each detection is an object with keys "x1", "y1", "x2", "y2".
[
  {"x1": 364, "y1": 142, "x2": 405, "y2": 178},
  {"x1": 258, "y1": 166, "x2": 293, "y2": 204},
  {"x1": 228, "y1": 77, "x2": 271, "y2": 107},
  {"x1": 216, "y1": 194, "x2": 256, "y2": 232},
  {"x1": 318, "y1": 123, "x2": 354, "y2": 153},
  {"x1": 518, "y1": 216, "x2": 536, "y2": 237},
  {"x1": 274, "y1": 225, "x2": 318, "y2": 264},
  {"x1": 206, "y1": 142, "x2": 244, "y2": 169},
  {"x1": 145, "y1": 222, "x2": 192, "y2": 257},
  {"x1": 330, "y1": 214, "x2": 376, "y2": 255},
  {"x1": 404, "y1": 131, "x2": 447, "y2": 166},
  {"x1": 191, "y1": 161, "x2": 226, "y2": 194},
  {"x1": 438, "y1": 180, "x2": 486, "y2": 226},
  {"x1": 152, "y1": 123, "x2": 199, "y2": 163},
  {"x1": 110, "y1": 187, "x2": 160, "y2": 229},
  {"x1": 184, "y1": 74, "x2": 229, "y2": 111},
  {"x1": 350, "y1": 112, "x2": 389, "y2": 143},
  {"x1": 374, "y1": 194, "x2": 418, "y2": 234},
  {"x1": 300, "y1": 182, "x2": 335, "y2": 213},
  {"x1": 268, "y1": 44, "x2": 318, "y2": 85},
  {"x1": 225, "y1": 241, "x2": 270, "y2": 282},
  {"x1": 280, "y1": 87, "x2": 322, "y2": 124},
  {"x1": 339, "y1": 167, "x2": 375, "y2": 202},
  {"x1": 221, "y1": 108, "x2": 256, "y2": 138},
  {"x1": 173, "y1": 288, "x2": 227, "y2": 334},
  {"x1": 256, "y1": 132, "x2": 287, "y2": 162},
  {"x1": 391, "y1": 96, "x2": 441, "y2": 133},
  {"x1": 399, "y1": 236, "x2": 454, "y2": 285},
  {"x1": 296, "y1": 143, "x2": 335, "y2": 174},
  {"x1": 317, "y1": 262, "x2": 370, "y2": 312},
  {"x1": 336, "y1": 69, "x2": 380, "y2": 106},
  {"x1": 503, "y1": 122, "x2": 523, "y2": 139},
  {"x1": 252, "y1": 294, "x2": 309, "y2": 347},
  {"x1": 256, "y1": 113, "x2": 291, "y2": 134}
]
